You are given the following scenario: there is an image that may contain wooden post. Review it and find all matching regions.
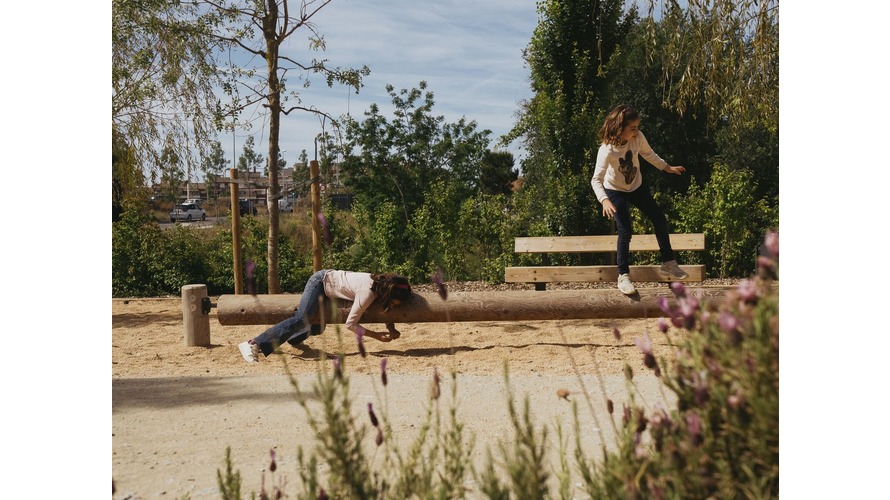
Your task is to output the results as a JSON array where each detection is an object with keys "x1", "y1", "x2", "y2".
[
  {"x1": 229, "y1": 168, "x2": 243, "y2": 294},
  {"x1": 309, "y1": 159, "x2": 323, "y2": 272},
  {"x1": 182, "y1": 284, "x2": 211, "y2": 346}
]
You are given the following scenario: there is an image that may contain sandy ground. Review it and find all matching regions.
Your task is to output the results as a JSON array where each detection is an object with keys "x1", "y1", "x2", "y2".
[{"x1": 112, "y1": 283, "x2": 707, "y2": 499}]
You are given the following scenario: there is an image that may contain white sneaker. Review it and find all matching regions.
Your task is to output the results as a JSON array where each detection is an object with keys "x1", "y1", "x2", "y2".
[
  {"x1": 617, "y1": 273, "x2": 636, "y2": 295},
  {"x1": 239, "y1": 341, "x2": 260, "y2": 363},
  {"x1": 659, "y1": 260, "x2": 688, "y2": 280}
]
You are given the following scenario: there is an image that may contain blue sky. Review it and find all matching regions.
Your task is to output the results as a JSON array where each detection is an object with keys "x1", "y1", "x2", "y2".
[{"x1": 220, "y1": 0, "x2": 541, "y2": 176}]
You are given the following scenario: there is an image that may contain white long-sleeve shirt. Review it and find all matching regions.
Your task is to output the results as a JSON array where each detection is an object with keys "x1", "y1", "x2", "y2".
[
  {"x1": 591, "y1": 131, "x2": 669, "y2": 203},
  {"x1": 322, "y1": 271, "x2": 376, "y2": 334}
]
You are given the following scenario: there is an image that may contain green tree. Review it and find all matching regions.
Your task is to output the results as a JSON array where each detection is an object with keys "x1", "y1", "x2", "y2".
[
  {"x1": 290, "y1": 149, "x2": 310, "y2": 199},
  {"x1": 337, "y1": 81, "x2": 492, "y2": 222},
  {"x1": 714, "y1": 122, "x2": 779, "y2": 202},
  {"x1": 158, "y1": 140, "x2": 187, "y2": 202},
  {"x1": 112, "y1": 0, "x2": 224, "y2": 181},
  {"x1": 204, "y1": 0, "x2": 369, "y2": 293},
  {"x1": 112, "y1": 130, "x2": 147, "y2": 222},
  {"x1": 327, "y1": 82, "x2": 501, "y2": 279},
  {"x1": 507, "y1": 0, "x2": 636, "y2": 239},
  {"x1": 201, "y1": 140, "x2": 230, "y2": 200},
  {"x1": 237, "y1": 135, "x2": 265, "y2": 174},
  {"x1": 642, "y1": 0, "x2": 779, "y2": 133},
  {"x1": 479, "y1": 150, "x2": 518, "y2": 196}
]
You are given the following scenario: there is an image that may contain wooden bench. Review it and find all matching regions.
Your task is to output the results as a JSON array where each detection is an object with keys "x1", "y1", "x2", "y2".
[{"x1": 505, "y1": 233, "x2": 706, "y2": 290}]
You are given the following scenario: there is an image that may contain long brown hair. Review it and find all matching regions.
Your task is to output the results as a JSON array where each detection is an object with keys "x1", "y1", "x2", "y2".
[
  {"x1": 370, "y1": 273, "x2": 412, "y2": 311},
  {"x1": 599, "y1": 104, "x2": 640, "y2": 146}
]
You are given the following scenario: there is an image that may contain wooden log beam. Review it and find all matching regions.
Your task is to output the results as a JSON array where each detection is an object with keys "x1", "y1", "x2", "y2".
[{"x1": 216, "y1": 287, "x2": 734, "y2": 326}]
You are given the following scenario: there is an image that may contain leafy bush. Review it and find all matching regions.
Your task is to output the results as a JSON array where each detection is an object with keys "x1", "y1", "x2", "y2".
[
  {"x1": 112, "y1": 206, "x2": 316, "y2": 297},
  {"x1": 112, "y1": 204, "x2": 213, "y2": 296},
  {"x1": 674, "y1": 163, "x2": 779, "y2": 277}
]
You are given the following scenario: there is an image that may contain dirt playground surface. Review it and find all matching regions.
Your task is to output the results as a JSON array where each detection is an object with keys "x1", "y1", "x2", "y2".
[{"x1": 112, "y1": 280, "x2": 737, "y2": 499}]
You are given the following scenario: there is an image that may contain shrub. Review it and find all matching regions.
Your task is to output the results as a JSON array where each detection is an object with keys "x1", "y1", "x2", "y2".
[
  {"x1": 577, "y1": 231, "x2": 779, "y2": 498},
  {"x1": 112, "y1": 204, "x2": 213, "y2": 297},
  {"x1": 674, "y1": 163, "x2": 778, "y2": 277},
  {"x1": 112, "y1": 206, "x2": 316, "y2": 297}
]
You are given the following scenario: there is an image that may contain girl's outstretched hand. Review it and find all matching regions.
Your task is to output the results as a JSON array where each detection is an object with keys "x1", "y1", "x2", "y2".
[{"x1": 665, "y1": 165, "x2": 686, "y2": 175}]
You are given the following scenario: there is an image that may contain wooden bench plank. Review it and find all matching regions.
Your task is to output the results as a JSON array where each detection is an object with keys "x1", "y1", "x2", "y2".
[
  {"x1": 514, "y1": 233, "x2": 705, "y2": 253},
  {"x1": 504, "y1": 265, "x2": 706, "y2": 283}
]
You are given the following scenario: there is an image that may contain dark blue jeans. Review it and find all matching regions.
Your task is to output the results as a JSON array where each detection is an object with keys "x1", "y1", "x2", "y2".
[
  {"x1": 605, "y1": 186, "x2": 674, "y2": 275},
  {"x1": 252, "y1": 269, "x2": 330, "y2": 356}
]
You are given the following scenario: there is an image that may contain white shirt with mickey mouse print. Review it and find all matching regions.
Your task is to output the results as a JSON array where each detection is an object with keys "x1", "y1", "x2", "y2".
[{"x1": 591, "y1": 131, "x2": 669, "y2": 203}]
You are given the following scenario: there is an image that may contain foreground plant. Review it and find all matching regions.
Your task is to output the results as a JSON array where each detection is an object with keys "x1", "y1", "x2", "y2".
[{"x1": 576, "y1": 231, "x2": 779, "y2": 499}]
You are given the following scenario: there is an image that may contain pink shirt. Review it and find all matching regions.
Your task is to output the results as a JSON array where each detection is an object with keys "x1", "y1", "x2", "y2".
[{"x1": 322, "y1": 271, "x2": 376, "y2": 335}]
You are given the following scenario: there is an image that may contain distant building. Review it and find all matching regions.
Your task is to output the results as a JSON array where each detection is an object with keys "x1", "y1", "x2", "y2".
[{"x1": 154, "y1": 164, "x2": 345, "y2": 205}]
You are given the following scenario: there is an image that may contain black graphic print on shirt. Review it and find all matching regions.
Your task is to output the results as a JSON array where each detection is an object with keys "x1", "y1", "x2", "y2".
[{"x1": 618, "y1": 150, "x2": 637, "y2": 184}]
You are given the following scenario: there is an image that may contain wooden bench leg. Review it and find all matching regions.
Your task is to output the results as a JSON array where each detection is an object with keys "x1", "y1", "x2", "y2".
[{"x1": 534, "y1": 282, "x2": 546, "y2": 291}]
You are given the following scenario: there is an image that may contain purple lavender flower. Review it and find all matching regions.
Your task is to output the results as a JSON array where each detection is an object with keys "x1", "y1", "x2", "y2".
[
  {"x1": 375, "y1": 426, "x2": 384, "y2": 446},
  {"x1": 635, "y1": 407, "x2": 648, "y2": 433},
  {"x1": 692, "y1": 370, "x2": 710, "y2": 405},
  {"x1": 737, "y1": 279, "x2": 758, "y2": 304},
  {"x1": 612, "y1": 325, "x2": 621, "y2": 341},
  {"x1": 764, "y1": 231, "x2": 779, "y2": 259},
  {"x1": 650, "y1": 405, "x2": 672, "y2": 430},
  {"x1": 317, "y1": 212, "x2": 332, "y2": 245},
  {"x1": 246, "y1": 259, "x2": 257, "y2": 296},
  {"x1": 719, "y1": 311, "x2": 739, "y2": 334},
  {"x1": 657, "y1": 318, "x2": 669, "y2": 334},
  {"x1": 636, "y1": 333, "x2": 660, "y2": 375},
  {"x1": 646, "y1": 476, "x2": 666, "y2": 500},
  {"x1": 728, "y1": 393, "x2": 744, "y2": 410},
  {"x1": 332, "y1": 356, "x2": 342, "y2": 380},
  {"x1": 431, "y1": 367, "x2": 441, "y2": 400},
  {"x1": 607, "y1": 399, "x2": 614, "y2": 414},
  {"x1": 678, "y1": 297, "x2": 697, "y2": 329},
  {"x1": 670, "y1": 281, "x2": 686, "y2": 298},
  {"x1": 381, "y1": 358, "x2": 388, "y2": 386},
  {"x1": 356, "y1": 329, "x2": 367, "y2": 358},
  {"x1": 269, "y1": 449, "x2": 277, "y2": 472},
  {"x1": 431, "y1": 267, "x2": 448, "y2": 301},
  {"x1": 757, "y1": 255, "x2": 774, "y2": 271},
  {"x1": 686, "y1": 412, "x2": 703, "y2": 445},
  {"x1": 657, "y1": 296, "x2": 671, "y2": 315},
  {"x1": 635, "y1": 333, "x2": 653, "y2": 355},
  {"x1": 367, "y1": 402, "x2": 379, "y2": 427},
  {"x1": 318, "y1": 487, "x2": 328, "y2": 500},
  {"x1": 622, "y1": 404, "x2": 632, "y2": 426},
  {"x1": 670, "y1": 314, "x2": 685, "y2": 329}
]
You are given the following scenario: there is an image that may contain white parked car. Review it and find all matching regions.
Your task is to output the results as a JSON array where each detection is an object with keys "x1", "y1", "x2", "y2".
[{"x1": 170, "y1": 203, "x2": 206, "y2": 222}]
